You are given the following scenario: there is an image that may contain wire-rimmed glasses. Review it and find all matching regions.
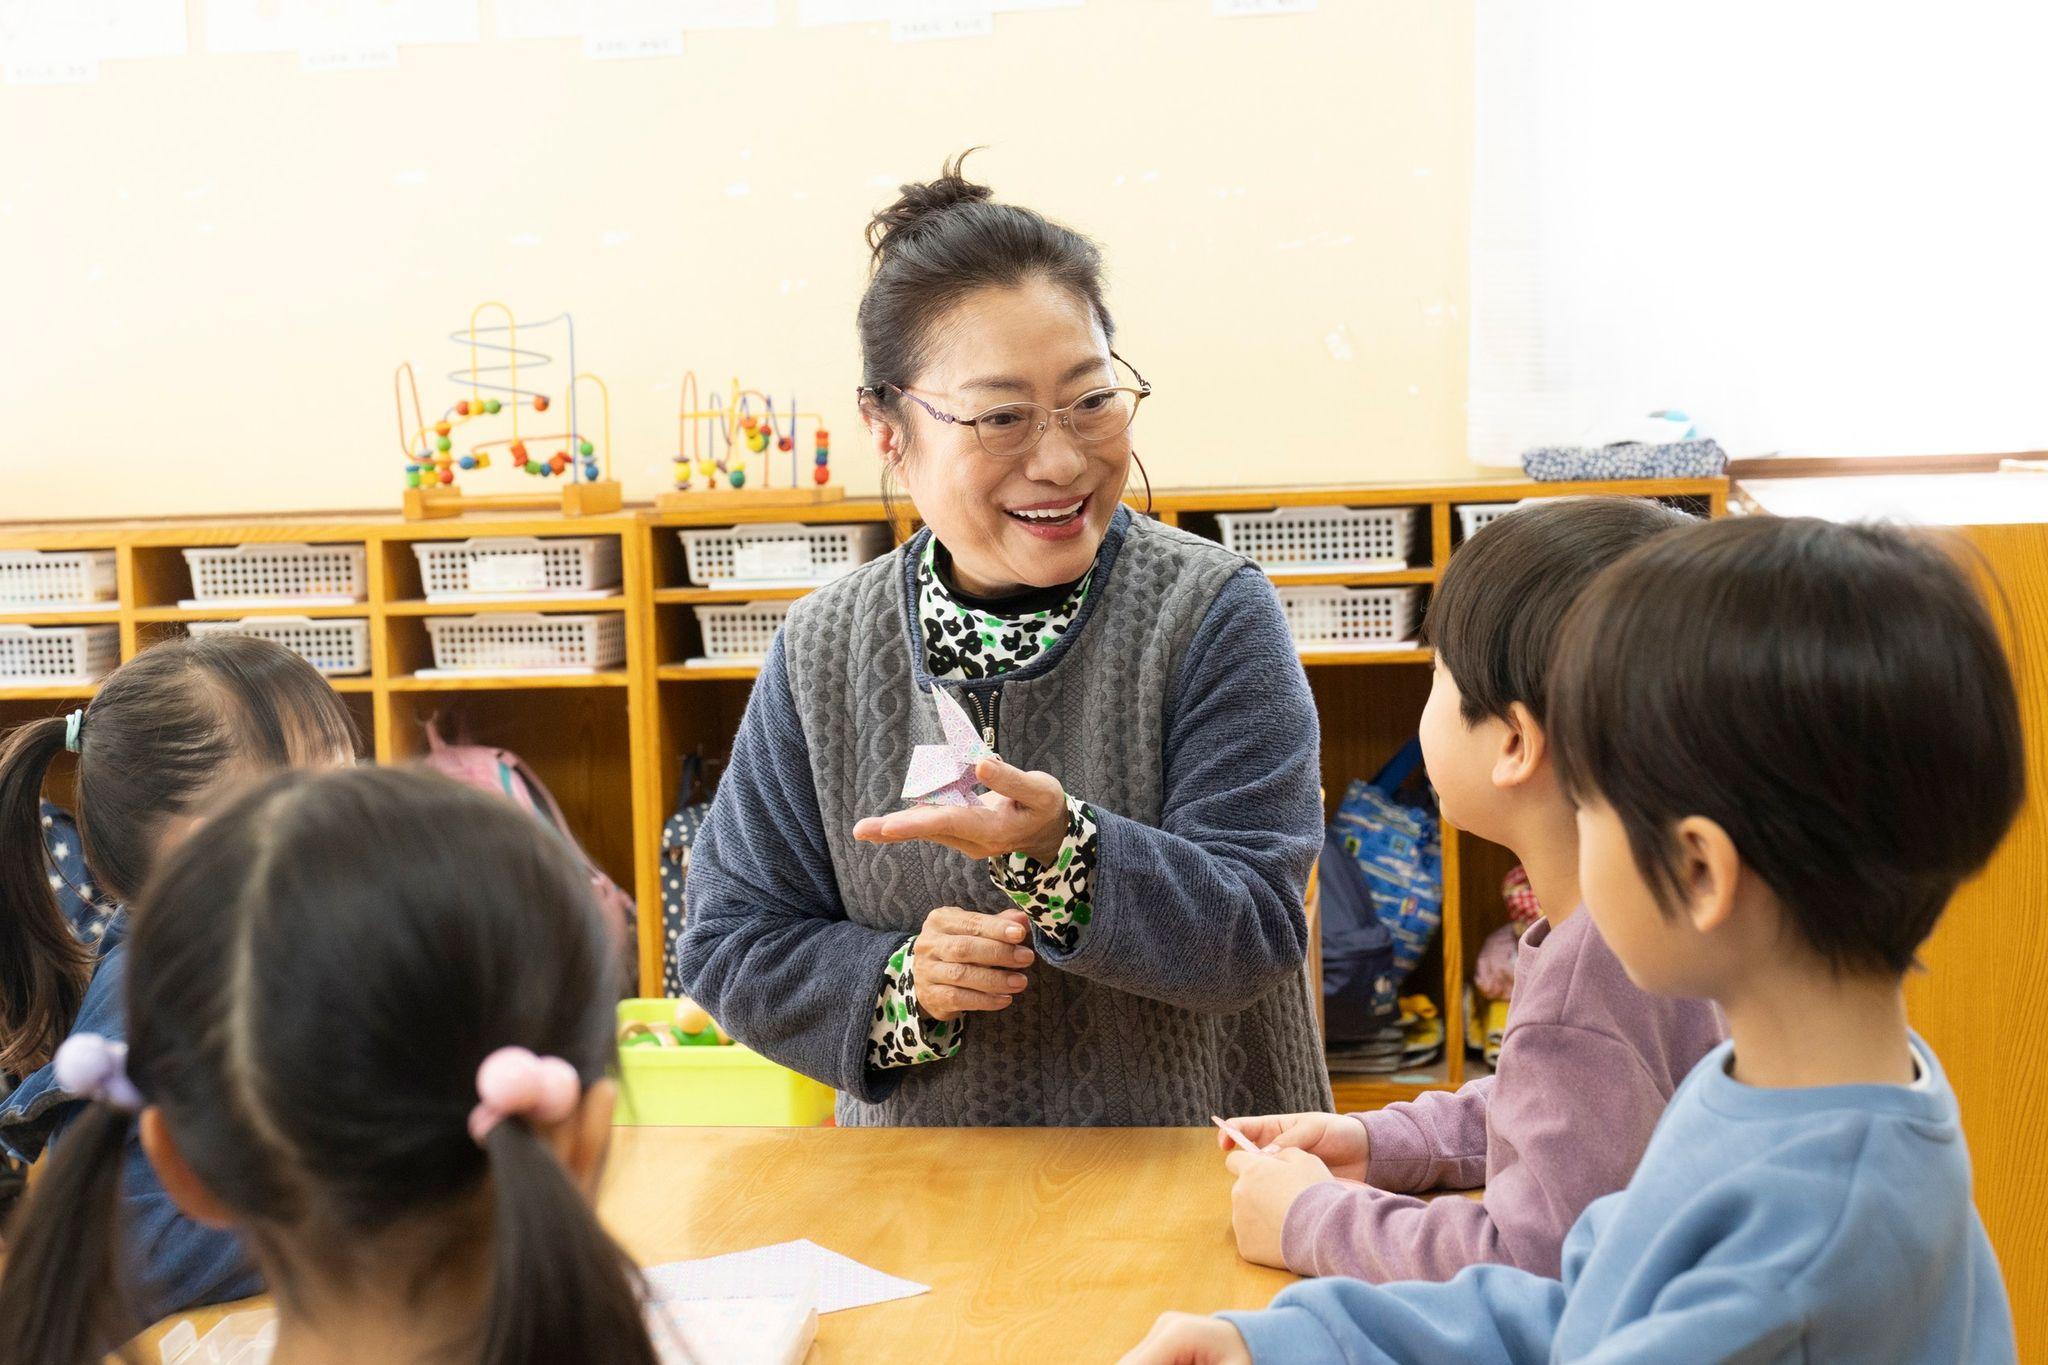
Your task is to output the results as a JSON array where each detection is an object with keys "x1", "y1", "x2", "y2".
[{"x1": 859, "y1": 351, "x2": 1151, "y2": 460}]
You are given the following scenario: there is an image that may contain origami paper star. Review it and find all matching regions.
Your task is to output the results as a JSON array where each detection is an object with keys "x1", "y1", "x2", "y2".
[{"x1": 902, "y1": 685, "x2": 994, "y2": 807}]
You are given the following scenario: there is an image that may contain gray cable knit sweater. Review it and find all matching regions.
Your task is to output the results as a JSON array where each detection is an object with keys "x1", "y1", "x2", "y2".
[{"x1": 677, "y1": 508, "x2": 1332, "y2": 1125}]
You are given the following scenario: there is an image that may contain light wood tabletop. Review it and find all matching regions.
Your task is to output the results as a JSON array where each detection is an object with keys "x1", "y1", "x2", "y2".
[{"x1": 141, "y1": 1126, "x2": 1299, "y2": 1361}]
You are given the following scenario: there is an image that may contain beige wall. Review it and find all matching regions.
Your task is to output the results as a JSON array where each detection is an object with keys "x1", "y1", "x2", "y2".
[{"x1": 0, "y1": 1, "x2": 1473, "y2": 521}]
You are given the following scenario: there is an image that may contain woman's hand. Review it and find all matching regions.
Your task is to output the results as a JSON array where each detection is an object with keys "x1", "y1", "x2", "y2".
[
  {"x1": 913, "y1": 907, "x2": 1036, "y2": 1023},
  {"x1": 1117, "y1": 1314, "x2": 1252, "y2": 1365},
  {"x1": 853, "y1": 758, "x2": 1067, "y2": 864},
  {"x1": 1219, "y1": 1112, "x2": 1370, "y2": 1181},
  {"x1": 1225, "y1": 1148, "x2": 1336, "y2": 1269}
]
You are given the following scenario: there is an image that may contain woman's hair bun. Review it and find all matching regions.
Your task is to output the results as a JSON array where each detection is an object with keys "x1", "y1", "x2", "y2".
[{"x1": 866, "y1": 149, "x2": 994, "y2": 263}]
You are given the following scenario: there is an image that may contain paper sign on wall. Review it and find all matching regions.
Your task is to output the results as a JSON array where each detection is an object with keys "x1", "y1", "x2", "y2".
[
  {"x1": 0, "y1": 0, "x2": 186, "y2": 63},
  {"x1": 891, "y1": 10, "x2": 993, "y2": 41},
  {"x1": 498, "y1": 0, "x2": 770, "y2": 41},
  {"x1": 205, "y1": 0, "x2": 478, "y2": 55},
  {"x1": 1214, "y1": 0, "x2": 1315, "y2": 14}
]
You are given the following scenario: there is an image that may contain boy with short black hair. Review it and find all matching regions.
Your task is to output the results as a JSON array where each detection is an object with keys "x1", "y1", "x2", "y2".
[
  {"x1": 1217, "y1": 497, "x2": 1723, "y2": 1284},
  {"x1": 1134, "y1": 516, "x2": 2021, "y2": 1363}
]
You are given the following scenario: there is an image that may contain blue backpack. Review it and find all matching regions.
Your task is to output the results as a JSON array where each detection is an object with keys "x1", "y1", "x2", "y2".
[{"x1": 1329, "y1": 739, "x2": 1444, "y2": 991}]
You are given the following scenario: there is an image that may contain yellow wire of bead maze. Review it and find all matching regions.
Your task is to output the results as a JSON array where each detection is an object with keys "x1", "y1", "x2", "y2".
[
  {"x1": 655, "y1": 370, "x2": 845, "y2": 511},
  {"x1": 394, "y1": 302, "x2": 622, "y2": 521}
]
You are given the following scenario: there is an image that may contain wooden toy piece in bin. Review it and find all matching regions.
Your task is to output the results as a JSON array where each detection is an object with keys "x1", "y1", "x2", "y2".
[
  {"x1": 393, "y1": 301, "x2": 623, "y2": 521},
  {"x1": 619, "y1": 997, "x2": 731, "y2": 1049},
  {"x1": 614, "y1": 998, "x2": 836, "y2": 1127},
  {"x1": 660, "y1": 754, "x2": 715, "y2": 998},
  {"x1": 657, "y1": 370, "x2": 846, "y2": 512}
]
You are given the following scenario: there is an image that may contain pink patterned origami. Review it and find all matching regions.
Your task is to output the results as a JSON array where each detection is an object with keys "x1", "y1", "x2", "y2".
[{"x1": 902, "y1": 685, "x2": 994, "y2": 807}]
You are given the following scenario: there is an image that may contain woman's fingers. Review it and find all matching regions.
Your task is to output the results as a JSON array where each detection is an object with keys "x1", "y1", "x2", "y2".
[
  {"x1": 920, "y1": 958, "x2": 1030, "y2": 996},
  {"x1": 933, "y1": 932, "x2": 1036, "y2": 969},
  {"x1": 856, "y1": 806, "x2": 997, "y2": 845},
  {"x1": 974, "y1": 757, "x2": 1066, "y2": 809},
  {"x1": 919, "y1": 983, "x2": 1015, "y2": 1019},
  {"x1": 923, "y1": 906, "x2": 1029, "y2": 943}
]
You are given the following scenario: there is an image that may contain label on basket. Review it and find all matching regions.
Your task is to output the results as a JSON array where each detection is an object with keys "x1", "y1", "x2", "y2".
[
  {"x1": 468, "y1": 552, "x2": 549, "y2": 595},
  {"x1": 733, "y1": 541, "x2": 816, "y2": 581}
]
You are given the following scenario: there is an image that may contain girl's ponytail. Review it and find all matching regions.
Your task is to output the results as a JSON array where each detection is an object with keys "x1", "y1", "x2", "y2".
[
  {"x1": 0, "y1": 715, "x2": 95, "y2": 1077},
  {"x1": 0, "y1": 1100, "x2": 139, "y2": 1365},
  {"x1": 479, "y1": 1119, "x2": 657, "y2": 1365}
]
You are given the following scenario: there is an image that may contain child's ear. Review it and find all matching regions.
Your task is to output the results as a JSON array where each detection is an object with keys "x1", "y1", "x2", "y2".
[
  {"x1": 1491, "y1": 703, "x2": 1548, "y2": 791},
  {"x1": 1674, "y1": 816, "x2": 1741, "y2": 936},
  {"x1": 138, "y1": 1107, "x2": 238, "y2": 1230},
  {"x1": 542, "y1": 1078, "x2": 617, "y2": 1198}
]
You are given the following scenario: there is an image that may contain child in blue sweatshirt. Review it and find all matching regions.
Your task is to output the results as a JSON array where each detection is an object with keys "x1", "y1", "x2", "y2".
[{"x1": 1122, "y1": 516, "x2": 2021, "y2": 1364}]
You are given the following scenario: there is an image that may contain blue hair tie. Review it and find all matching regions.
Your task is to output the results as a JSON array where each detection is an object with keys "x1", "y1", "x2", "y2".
[{"x1": 63, "y1": 709, "x2": 84, "y2": 753}]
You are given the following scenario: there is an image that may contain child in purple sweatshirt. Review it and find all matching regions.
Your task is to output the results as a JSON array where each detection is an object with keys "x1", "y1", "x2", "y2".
[{"x1": 1220, "y1": 497, "x2": 1725, "y2": 1283}]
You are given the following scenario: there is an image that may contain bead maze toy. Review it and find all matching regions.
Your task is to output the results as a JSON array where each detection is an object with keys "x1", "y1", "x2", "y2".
[
  {"x1": 654, "y1": 370, "x2": 846, "y2": 512},
  {"x1": 394, "y1": 303, "x2": 624, "y2": 521}
]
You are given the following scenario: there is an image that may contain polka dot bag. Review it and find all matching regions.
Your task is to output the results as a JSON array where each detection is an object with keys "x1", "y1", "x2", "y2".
[{"x1": 660, "y1": 754, "x2": 715, "y2": 998}]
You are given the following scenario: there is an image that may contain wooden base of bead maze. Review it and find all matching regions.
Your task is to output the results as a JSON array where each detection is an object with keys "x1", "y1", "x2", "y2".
[
  {"x1": 653, "y1": 485, "x2": 846, "y2": 513},
  {"x1": 404, "y1": 480, "x2": 625, "y2": 522}
]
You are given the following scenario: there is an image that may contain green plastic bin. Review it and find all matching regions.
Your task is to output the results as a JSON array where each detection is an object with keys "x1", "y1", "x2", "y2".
[{"x1": 613, "y1": 999, "x2": 835, "y2": 1127}]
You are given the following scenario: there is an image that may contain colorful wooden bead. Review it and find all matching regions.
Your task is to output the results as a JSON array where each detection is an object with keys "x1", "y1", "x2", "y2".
[
  {"x1": 509, "y1": 440, "x2": 528, "y2": 460},
  {"x1": 813, "y1": 465, "x2": 830, "y2": 485},
  {"x1": 578, "y1": 439, "x2": 594, "y2": 457},
  {"x1": 406, "y1": 470, "x2": 422, "y2": 488},
  {"x1": 438, "y1": 469, "x2": 455, "y2": 485},
  {"x1": 550, "y1": 452, "x2": 570, "y2": 473},
  {"x1": 533, "y1": 395, "x2": 550, "y2": 412},
  {"x1": 434, "y1": 421, "x2": 451, "y2": 438},
  {"x1": 697, "y1": 459, "x2": 715, "y2": 478},
  {"x1": 526, "y1": 460, "x2": 545, "y2": 475},
  {"x1": 815, "y1": 429, "x2": 830, "y2": 446},
  {"x1": 435, "y1": 435, "x2": 452, "y2": 453},
  {"x1": 455, "y1": 401, "x2": 471, "y2": 416},
  {"x1": 484, "y1": 398, "x2": 501, "y2": 414},
  {"x1": 458, "y1": 456, "x2": 477, "y2": 471},
  {"x1": 729, "y1": 468, "x2": 746, "y2": 489},
  {"x1": 777, "y1": 436, "x2": 794, "y2": 453},
  {"x1": 476, "y1": 452, "x2": 491, "y2": 470}
]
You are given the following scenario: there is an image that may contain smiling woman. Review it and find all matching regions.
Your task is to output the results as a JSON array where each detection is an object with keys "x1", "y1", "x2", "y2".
[{"x1": 675, "y1": 154, "x2": 1332, "y2": 1128}]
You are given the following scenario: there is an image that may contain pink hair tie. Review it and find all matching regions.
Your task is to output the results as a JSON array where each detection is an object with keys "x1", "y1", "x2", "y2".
[
  {"x1": 53, "y1": 1033, "x2": 143, "y2": 1113},
  {"x1": 467, "y1": 1046, "x2": 582, "y2": 1147}
]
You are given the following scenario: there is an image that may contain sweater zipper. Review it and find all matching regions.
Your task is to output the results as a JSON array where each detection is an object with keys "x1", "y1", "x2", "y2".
[{"x1": 964, "y1": 687, "x2": 1000, "y2": 752}]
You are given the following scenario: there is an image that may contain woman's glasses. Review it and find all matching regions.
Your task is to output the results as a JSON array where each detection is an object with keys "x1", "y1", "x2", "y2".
[{"x1": 860, "y1": 351, "x2": 1151, "y2": 460}]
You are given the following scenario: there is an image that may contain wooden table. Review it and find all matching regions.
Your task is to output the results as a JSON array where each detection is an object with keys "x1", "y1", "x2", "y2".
[{"x1": 142, "y1": 1127, "x2": 1298, "y2": 1360}]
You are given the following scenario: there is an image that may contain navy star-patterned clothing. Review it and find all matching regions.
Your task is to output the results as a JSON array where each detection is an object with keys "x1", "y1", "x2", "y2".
[{"x1": 865, "y1": 540, "x2": 1101, "y2": 1071}]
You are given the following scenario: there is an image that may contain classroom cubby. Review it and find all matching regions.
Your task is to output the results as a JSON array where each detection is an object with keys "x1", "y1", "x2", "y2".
[{"x1": 0, "y1": 477, "x2": 1728, "y2": 1116}]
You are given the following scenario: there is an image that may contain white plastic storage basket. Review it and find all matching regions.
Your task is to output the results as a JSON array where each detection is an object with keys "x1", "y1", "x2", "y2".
[
  {"x1": 1277, "y1": 586, "x2": 1423, "y2": 652},
  {"x1": 690, "y1": 601, "x2": 792, "y2": 664},
  {"x1": 0, "y1": 551, "x2": 117, "y2": 609},
  {"x1": 1454, "y1": 502, "x2": 1524, "y2": 542},
  {"x1": 411, "y1": 537, "x2": 621, "y2": 600},
  {"x1": 188, "y1": 618, "x2": 370, "y2": 677},
  {"x1": 679, "y1": 523, "x2": 889, "y2": 587},
  {"x1": 1216, "y1": 505, "x2": 1420, "y2": 573},
  {"x1": 181, "y1": 544, "x2": 367, "y2": 605},
  {"x1": 0, "y1": 624, "x2": 120, "y2": 686},
  {"x1": 423, "y1": 614, "x2": 625, "y2": 673}
]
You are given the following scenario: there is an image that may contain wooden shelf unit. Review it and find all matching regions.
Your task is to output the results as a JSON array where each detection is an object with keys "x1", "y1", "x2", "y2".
[
  {"x1": 2, "y1": 478, "x2": 1725, "y2": 1107},
  {"x1": 642, "y1": 477, "x2": 1728, "y2": 1101}
]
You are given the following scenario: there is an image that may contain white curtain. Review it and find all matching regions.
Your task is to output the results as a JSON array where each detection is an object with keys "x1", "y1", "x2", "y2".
[{"x1": 1469, "y1": 0, "x2": 2048, "y2": 465}]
